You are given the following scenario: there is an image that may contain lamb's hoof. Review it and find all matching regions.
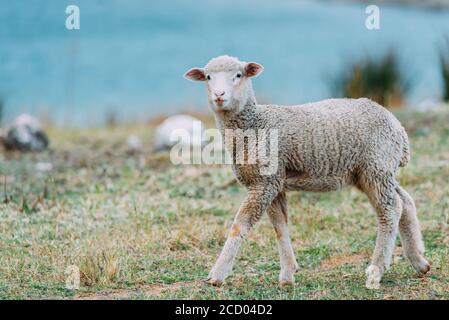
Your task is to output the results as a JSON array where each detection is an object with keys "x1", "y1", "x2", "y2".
[
  {"x1": 204, "y1": 277, "x2": 223, "y2": 287},
  {"x1": 279, "y1": 280, "x2": 294, "y2": 287},
  {"x1": 279, "y1": 269, "x2": 296, "y2": 287},
  {"x1": 412, "y1": 257, "x2": 431, "y2": 274},
  {"x1": 365, "y1": 265, "x2": 382, "y2": 290}
]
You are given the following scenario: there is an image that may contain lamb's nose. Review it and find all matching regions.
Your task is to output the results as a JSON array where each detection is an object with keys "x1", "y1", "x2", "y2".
[{"x1": 214, "y1": 90, "x2": 225, "y2": 97}]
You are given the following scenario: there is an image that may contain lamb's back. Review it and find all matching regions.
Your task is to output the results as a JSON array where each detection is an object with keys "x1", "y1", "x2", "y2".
[{"x1": 258, "y1": 98, "x2": 409, "y2": 177}]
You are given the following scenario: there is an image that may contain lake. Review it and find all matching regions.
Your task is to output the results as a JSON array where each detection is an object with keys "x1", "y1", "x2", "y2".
[{"x1": 1, "y1": 0, "x2": 449, "y2": 126}]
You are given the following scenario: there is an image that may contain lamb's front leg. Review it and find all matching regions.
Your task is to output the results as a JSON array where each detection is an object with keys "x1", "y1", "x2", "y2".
[{"x1": 206, "y1": 186, "x2": 277, "y2": 286}]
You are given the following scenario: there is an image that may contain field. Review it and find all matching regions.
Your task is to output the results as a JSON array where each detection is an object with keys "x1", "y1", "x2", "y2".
[{"x1": 0, "y1": 108, "x2": 448, "y2": 300}]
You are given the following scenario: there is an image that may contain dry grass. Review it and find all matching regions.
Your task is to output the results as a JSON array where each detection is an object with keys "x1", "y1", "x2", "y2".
[{"x1": 0, "y1": 108, "x2": 448, "y2": 300}]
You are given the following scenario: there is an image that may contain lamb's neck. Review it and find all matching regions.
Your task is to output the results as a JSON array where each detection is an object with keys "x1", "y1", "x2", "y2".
[{"x1": 214, "y1": 99, "x2": 258, "y2": 132}]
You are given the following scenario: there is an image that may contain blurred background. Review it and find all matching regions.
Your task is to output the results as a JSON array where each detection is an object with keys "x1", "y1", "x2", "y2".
[{"x1": 1, "y1": 0, "x2": 449, "y2": 127}]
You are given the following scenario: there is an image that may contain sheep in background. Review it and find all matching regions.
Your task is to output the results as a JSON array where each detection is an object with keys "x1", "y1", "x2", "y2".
[
  {"x1": 184, "y1": 55, "x2": 429, "y2": 290},
  {"x1": 153, "y1": 114, "x2": 205, "y2": 151}
]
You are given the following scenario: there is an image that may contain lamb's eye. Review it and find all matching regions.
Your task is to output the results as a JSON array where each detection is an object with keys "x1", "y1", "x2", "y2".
[
  {"x1": 236, "y1": 73, "x2": 242, "y2": 78},
  {"x1": 206, "y1": 75, "x2": 211, "y2": 80}
]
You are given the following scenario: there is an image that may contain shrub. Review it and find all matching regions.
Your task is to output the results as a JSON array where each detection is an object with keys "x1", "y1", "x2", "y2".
[
  {"x1": 331, "y1": 51, "x2": 411, "y2": 108},
  {"x1": 438, "y1": 38, "x2": 449, "y2": 102}
]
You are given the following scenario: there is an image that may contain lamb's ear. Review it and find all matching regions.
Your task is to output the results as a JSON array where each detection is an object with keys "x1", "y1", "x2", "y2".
[
  {"x1": 245, "y1": 62, "x2": 264, "y2": 78},
  {"x1": 184, "y1": 68, "x2": 206, "y2": 81}
]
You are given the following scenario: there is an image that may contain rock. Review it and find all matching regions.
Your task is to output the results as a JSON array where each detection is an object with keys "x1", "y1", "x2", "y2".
[
  {"x1": 126, "y1": 134, "x2": 142, "y2": 152},
  {"x1": 3, "y1": 114, "x2": 49, "y2": 152},
  {"x1": 153, "y1": 114, "x2": 205, "y2": 151},
  {"x1": 35, "y1": 162, "x2": 53, "y2": 172}
]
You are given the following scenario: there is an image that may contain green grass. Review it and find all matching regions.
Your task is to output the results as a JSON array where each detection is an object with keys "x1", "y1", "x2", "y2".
[{"x1": 0, "y1": 109, "x2": 448, "y2": 300}]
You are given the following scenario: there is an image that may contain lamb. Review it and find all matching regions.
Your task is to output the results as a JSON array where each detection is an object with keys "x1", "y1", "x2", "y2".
[{"x1": 183, "y1": 55, "x2": 430, "y2": 289}]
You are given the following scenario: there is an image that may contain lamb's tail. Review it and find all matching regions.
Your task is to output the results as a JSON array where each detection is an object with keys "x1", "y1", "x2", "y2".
[{"x1": 399, "y1": 128, "x2": 410, "y2": 167}]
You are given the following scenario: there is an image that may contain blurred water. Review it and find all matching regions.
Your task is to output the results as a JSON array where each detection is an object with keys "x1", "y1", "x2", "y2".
[{"x1": 1, "y1": 0, "x2": 449, "y2": 126}]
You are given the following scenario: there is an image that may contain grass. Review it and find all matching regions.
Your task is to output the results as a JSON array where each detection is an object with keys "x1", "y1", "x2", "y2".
[{"x1": 0, "y1": 108, "x2": 448, "y2": 300}]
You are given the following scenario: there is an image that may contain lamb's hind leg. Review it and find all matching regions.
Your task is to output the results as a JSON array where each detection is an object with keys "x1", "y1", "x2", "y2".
[
  {"x1": 267, "y1": 191, "x2": 298, "y2": 286},
  {"x1": 396, "y1": 186, "x2": 430, "y2": 274},
  {"x1": 361, "y1": 174, "x2": 402, "y2": 289}
]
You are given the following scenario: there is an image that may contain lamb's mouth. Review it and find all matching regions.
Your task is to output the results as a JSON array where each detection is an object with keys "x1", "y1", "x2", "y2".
[{"x1": 214, "y1": 99, "x2": 227, "y2": 106}]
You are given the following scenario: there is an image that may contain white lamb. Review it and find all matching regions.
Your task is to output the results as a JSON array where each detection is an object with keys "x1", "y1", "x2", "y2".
[{"x1": 184, "y1": 55, "x2": 430, "y2": 289}]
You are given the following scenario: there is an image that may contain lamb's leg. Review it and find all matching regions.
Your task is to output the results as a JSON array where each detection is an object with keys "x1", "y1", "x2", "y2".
[
  {"x1": 267, "y1": 191, "x2": 298, "y2": 286},
  {"x1": 362, "y1": 176, "x2": 402, "y2": 289},
  {"x1": 396, "y1": 186, "x2": 430, "y2": 274},
  {"x1": 206, "y1": 186, "x2": 277, "y2": 286}
]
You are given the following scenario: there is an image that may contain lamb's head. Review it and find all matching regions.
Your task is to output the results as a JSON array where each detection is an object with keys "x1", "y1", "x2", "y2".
[{"x1": 184, "y1": 55, "x2": 263, "y2": 112}]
